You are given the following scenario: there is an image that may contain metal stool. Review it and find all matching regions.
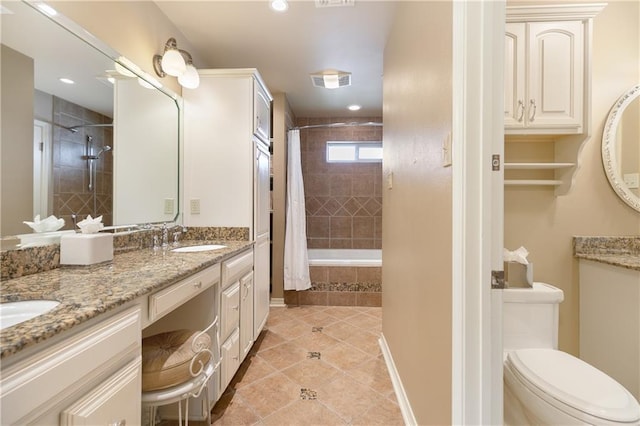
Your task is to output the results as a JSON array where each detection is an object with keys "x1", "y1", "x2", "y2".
[{"x1": 141, "y1": 318, "x2": 219, "y2": 425}]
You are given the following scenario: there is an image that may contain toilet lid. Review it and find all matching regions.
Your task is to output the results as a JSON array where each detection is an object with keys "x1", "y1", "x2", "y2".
[{"x1": 507, "y1": 348, "x2": 640, "y2": 422}]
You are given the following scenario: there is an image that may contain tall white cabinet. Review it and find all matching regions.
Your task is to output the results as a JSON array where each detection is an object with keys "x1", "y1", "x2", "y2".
[{"x1": 183, "y1": 68, "x2": 272, "y2": 345}]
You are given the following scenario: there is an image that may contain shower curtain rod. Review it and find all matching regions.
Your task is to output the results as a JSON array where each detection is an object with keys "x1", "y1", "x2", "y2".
[
  {"x1": 290, "y1": 121, "x2": 383, "y2": 130},
  {"x1": 64, "y1": 123, "x2": 113, "y2": 133}
]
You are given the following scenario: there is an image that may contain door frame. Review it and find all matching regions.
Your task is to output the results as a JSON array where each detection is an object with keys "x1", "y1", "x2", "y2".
[
  {"x1": 33, "y1": 119, "x2": 52, "y2": 218},
  {"x1": 451, "y1": 1, "x2": 505, "y2": 424}
]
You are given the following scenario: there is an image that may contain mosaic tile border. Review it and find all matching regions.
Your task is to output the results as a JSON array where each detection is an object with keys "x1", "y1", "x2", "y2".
[{"x1": 310, "y1": 282, "x2": 382, "y2": 292}]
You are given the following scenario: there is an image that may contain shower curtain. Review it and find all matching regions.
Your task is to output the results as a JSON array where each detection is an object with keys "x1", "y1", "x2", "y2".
[{"x1": 284, "y1": 129, "x2": 311, "y2": 291}]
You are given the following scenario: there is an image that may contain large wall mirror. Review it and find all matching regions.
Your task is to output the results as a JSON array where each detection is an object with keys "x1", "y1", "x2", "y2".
[
  {"x1": 1, "y1": 1, "x2": 180, "y2": 245},
  {"x1": 602, "y1": 84, "x2": 640, "y2": 213}
]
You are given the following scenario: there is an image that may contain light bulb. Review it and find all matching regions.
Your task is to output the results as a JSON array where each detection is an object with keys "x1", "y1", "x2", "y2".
[
  {"x1": 178, "y1": 64, "x2": 200, "y2": 89},
  {"x1": 323, "y1": 75, "x2": 340, "y2": 89},
  {"x1": 161, "y1": 49, "x2": 186, "y2": 77},
  {"x1": 270, "y1": 0, "x2": 288, "y2": 12}
]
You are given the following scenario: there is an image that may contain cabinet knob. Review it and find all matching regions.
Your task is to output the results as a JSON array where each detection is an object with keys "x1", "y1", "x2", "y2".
[
  {"x1": 232, "y1": 305, "x2": 239, "y2": 311},
  {"x1": 109, "y1": 420, "x2": 126, "y2": 426},
  {"x1": 193, "y1": 281, "x2": 202, "y2": 289}
]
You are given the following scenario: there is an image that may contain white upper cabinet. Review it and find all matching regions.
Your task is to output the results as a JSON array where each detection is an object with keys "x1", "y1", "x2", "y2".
[
  {"x1": 254, "y1": 82, "x2": 271, "y2": 143},
  {"x1": 505, "y1": 4, "x2": 605, "y2": 135},
  {"x1": 504, "y1": 23, "x2": 526, "y2": 128}
]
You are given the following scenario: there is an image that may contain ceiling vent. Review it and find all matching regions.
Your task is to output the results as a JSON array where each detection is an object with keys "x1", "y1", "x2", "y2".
[
  {"x1": 315, "y1": 0, "x2": 355, "y2": 8},
  {"x1": 310, "y1": 70, "x2": 352, "y2": 89}
]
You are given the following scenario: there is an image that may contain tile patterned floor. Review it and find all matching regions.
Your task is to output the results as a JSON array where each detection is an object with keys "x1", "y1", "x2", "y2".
[{"x1": 209, "y1": 305, "x2": 404, "y2": 425}]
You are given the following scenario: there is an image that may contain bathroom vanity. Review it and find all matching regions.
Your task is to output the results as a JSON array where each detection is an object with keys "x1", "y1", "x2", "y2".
[
  {"x1": 575, "y1": 236, "x2": 640, "y2": 400},
  {"x1": 0, "y1": 241, "x2": 254, "y2": 424}
]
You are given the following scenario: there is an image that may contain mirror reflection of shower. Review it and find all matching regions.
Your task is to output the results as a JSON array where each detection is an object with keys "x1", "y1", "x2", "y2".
[{"x1": 83, "y1": 135, "x2": 112, "y2": 218}]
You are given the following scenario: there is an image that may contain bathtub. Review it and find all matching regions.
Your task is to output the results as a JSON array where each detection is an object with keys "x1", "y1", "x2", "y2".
[
  {"x1": 302, "y1": 248, "x2": 382, "y2": 306},
  {"x1": 307, "y1": 249, "x2": 382, "y2": 267}
]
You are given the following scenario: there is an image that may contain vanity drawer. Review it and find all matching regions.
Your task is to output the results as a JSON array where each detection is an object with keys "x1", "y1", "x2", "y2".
[
  {"x1": 221, "y1": 250, "x2": 253, "y2": 288},
  {"x1": 149, "y1": 264, "x2": 220, "y2": 323}
]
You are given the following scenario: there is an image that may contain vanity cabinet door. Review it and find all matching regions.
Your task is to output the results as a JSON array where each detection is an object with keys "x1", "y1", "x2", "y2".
[
  {"x1": 60, "y1": 358, "x2": 141, "y2": 426},
  {"x1": 220, "y1": 281, "x2": 240, "y2": 342},
  {"x1": 240, "y1": 271, "x2": 254, "y2": 361},
  {"x1": 220, "y1": 329, "x2": 240, "y2": 393}
]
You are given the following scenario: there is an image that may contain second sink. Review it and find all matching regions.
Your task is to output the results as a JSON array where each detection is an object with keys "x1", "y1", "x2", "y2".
[{"x1": 0, "y1": 300, "x2": 60, "y2": 330}]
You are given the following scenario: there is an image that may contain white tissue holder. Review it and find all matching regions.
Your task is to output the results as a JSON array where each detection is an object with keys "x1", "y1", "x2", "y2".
[
  {"x1": 504, "y1": 261, "x2": 533, "y2": 288},
  {"x1": 60, "y1": 233, "x2": 113, "y2": 265}
]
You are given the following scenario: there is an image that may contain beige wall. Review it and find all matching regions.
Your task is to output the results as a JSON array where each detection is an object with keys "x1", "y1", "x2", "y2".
[
  {"x1": 1, "y1": 45, "x2": 34, "y2": 236},
  {"x1": 50, "y1": 1, "x2": 204, "y2": 96},
  {"x1": 504, "y1": 0, "x2": 640, "y2": 355},
  {"x1": 382, "y1": 2, "x2": 452, "y2": 424}
]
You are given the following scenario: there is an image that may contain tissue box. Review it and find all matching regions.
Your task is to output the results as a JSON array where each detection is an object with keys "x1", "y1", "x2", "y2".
[
  {"x1": 60, "y1": 233, "x2": 113, "y2": 265},
  {"x1": 504, "y1": 261, "x2": 533, "y2": 288}
]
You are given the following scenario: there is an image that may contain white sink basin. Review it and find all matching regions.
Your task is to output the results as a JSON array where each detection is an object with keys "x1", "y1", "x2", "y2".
[
  {"x1": 171, "y1": 244, "x2": 227, "y2": 253},
  {"x1": 0, "y1": 300, "x2": 60, "y2": 330}
]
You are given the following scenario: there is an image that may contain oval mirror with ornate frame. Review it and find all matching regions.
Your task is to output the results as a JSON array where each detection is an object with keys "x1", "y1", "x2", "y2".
[{"x1": 602, "y1": 84, "x2": 640, "y2": 212}]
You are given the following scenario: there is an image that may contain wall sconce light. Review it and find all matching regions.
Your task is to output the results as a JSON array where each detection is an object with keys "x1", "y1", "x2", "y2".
[{"x1": 153, "y1": 38, "x2": 200, "y2": 89}]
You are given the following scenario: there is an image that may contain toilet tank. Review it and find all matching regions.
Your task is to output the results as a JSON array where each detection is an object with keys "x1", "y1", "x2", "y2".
[{"x1": 503, "y1": 282, "x2": 564, "y2": 352}]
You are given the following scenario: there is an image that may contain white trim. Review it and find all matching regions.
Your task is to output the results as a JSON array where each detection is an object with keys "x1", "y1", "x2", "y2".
[
  {"x1": 269, "y1": 298, "x2": 286, "y2": 308},
  {"x1": 452, "y1": 1, "x2": 504, "y2": 424},
  {"x1": 506, "y1": 3, "x2": 606, "y2": 22},
  {"x1": 379, "y1": 333, "x2": 417, "y2": 426}
]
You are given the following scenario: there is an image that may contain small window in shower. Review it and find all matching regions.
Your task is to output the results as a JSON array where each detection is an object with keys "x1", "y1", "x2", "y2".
[{"x1": 326, "y1": 141, "x2": 382, "y2": 163}]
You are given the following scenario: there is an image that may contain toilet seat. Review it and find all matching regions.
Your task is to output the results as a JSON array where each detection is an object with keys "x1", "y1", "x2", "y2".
[{"x1": 506, "y1": 348, "x2": 640, "y2": 423}]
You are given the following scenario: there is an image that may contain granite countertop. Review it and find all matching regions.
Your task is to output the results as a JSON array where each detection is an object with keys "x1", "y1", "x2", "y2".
[
  {"x1": 574, "y1": 253, "x2": 640, "y2": 271},
  {"x1": 573, "y1": 236, "x2": 640, "y2": 272},
  {"x1": 0, "y1": 240, "x2": 253, "y2": 360}
]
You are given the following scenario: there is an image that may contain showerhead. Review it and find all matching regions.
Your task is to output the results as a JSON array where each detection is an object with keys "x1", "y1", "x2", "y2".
[
  {"x1": 86, "y1": 145, "x2": 112, "y2": 160},
  {"x1": 98, "y1": 145, "x2": 112, "y2": 156}
]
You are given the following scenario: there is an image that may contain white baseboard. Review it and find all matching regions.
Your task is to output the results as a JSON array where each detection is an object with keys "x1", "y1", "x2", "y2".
[
  {"x1": 379, "y1": 332, "x2": 417, "y2": 426},
  {"x1": 269, "y1": 297, "x2": 286, "y2": 307}
]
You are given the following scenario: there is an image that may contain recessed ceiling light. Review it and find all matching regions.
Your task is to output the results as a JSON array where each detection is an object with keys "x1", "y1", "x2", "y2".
[
  {"x1": 59, "y1": 78, "x2": 74, "y2": 84},
  {"x1": 348, "y1": 104, "x2": 361, "y2": 111},
  {"x1": 270, "y1": 0, "x2": 288, "y2": 12}
]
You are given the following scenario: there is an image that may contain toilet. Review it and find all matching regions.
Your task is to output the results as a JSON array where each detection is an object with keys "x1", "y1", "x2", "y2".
[{"x1": 503, "y1": 282, "x2": 640, "y2": 425}]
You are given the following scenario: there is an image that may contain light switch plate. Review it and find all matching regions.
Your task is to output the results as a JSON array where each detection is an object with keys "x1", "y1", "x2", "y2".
[
  {"x1": 164, "y1": 198, "x2": 174, "y2": 215},
  {"x1": 623, "y1": 173, "x2": 639, "y2": 189},
  {"x1": 190, "y1": 199, "x2": 201, "y2": 214}
]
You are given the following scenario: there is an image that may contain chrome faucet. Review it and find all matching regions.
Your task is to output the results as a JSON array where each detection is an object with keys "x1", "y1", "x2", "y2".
[{"x1": 162, "y1": 223, "x2": 169, "y2": 248}]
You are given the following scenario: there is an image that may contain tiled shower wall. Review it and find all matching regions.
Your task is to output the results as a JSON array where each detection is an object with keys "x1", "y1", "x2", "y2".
[
  {"x1": 53, "y1": 97, "x2": 113, "y2": 228},
  {"x1": 298, "y1": 117, "x2": 383, "y2": 249}
]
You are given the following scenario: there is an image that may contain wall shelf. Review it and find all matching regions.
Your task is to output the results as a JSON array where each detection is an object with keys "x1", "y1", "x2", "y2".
[
  {"x1": 505, "y1": 179, "x2": 563, "y2": 186},
  {"x1": 505, "y1": 162, "x2": 575, "y2": 170}
]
